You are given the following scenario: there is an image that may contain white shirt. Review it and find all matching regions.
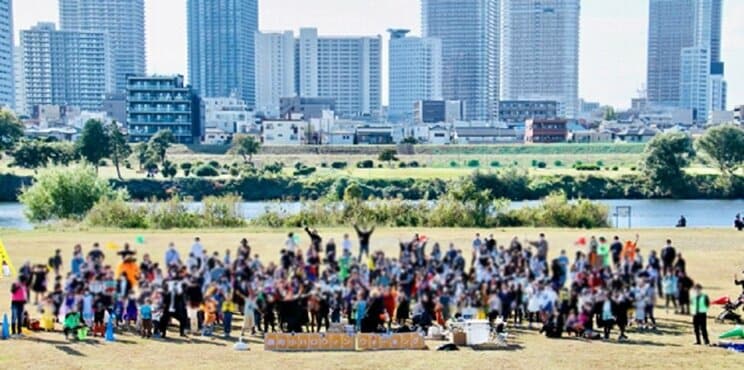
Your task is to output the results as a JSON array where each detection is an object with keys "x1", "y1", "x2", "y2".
[
  {"x1": 191, "y1": 242, "x2": 204, "y2": 259},
  {"x1": 285, "y1": 238, "x2": 297, "y2": 253},
  {"x1": 342, "y1": 239, "x2": 352, "y2": 253}
]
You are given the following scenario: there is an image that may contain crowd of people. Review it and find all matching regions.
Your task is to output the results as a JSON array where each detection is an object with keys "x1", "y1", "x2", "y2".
[{"x1": 7, "y1": 227, "x2": 710, "y2": 345}]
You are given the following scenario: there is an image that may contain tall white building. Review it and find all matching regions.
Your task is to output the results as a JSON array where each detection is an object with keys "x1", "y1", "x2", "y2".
[
  {"x1": 0, "y1": 0, "x2": 13, "y2": 109},
  {"x1": 188, "y1": 0, "x2": 258, "y2": 107},
  {"x1": 679, "y1": 47, "x2": 710, "y2": 120},
  {"x1": 500, "y1": 0, "x2": 580, "y2": 119},
  {"x1": 20, "y1": 23, "x2": 113, "y2": 113},
  {"x1": 255, "y1": 31, "x2": 296, "y2": 117},
  {"x1": 295, "y1": 28, "x2": 382, "y2": 118},
  {"x1": 678, "y1": 0, "x2": 726, "y2": 121},
  {"x1": 13, "y1": 46, "x2": 25, "y2": 114},
  {"x1": 388, "y1": 29, "x2": 442, "y2": 122},
  {"x1": 422, "y1": 0, "x2": 500, "y2": 121},
  {"x1": 59, "y1": 0, "x2": 145, "y2": 93}
]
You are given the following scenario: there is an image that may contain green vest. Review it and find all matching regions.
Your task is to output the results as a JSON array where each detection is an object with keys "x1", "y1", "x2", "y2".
[
  {"x1": 691, "y1": 293, "x2": 708, "y2": 314},
  {"x1": 597, "y1": 244, "x2": 611, "y2": 266}
]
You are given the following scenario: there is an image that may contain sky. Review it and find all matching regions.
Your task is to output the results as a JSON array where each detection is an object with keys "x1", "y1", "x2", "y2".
[{"x1": 12, "y1": 0, "x2": 744, "y2": 110}]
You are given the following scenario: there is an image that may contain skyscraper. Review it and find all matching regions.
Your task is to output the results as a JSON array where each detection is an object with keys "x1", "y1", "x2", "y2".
[
  {"x1": 0, "y1": 0, "x2": 13, "y2": 109},
  {"x1": 388, "y1": 29, "x2": 442, "y2": 122},
  {"x1": 21, "y1": 23, "x2": 113, "y2": 112},
  {"x1": 646, "y1": 0, "x2": 696, "y2": 107},
  {"x1": 678, "y1": 0, "x2": 726, "y2": 119},
  {"x1": 255, "y1": 31, "x2": 296, "y2": 117},
  {"x1": 188, "y1": 0, "x2": 258, "y2": 107},
  {"x1": 295, "y1": 28, "x2": 381, "y2": 118},
  {"x1": 500, "y1": 0, "x2": 580, "y2": 119},
  {"x1": 59, "y1": 0, "x2": 146, "y2": 93},
  {"x1": 421, "y1": 0, "x2": 500, "y2": 121}
]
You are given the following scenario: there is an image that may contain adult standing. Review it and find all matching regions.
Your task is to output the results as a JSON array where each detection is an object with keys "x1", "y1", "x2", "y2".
[
  {"x1": 354, "y1": 224, "x2": 375, "y2": 260},
  {"x1": 165, "y1": 242, "x2": 181, "y2": 267},
  {"x1": 660, "y1": 240, "x2": 676, "y2": 276},
  {"x1": 691, "y1": 284, "x2": 710, "y2": 345},
  {"x1": 190, "y1": 237, "x2": 205, "y2": 262},
  {"x1": 10, "y1": 278, "x2": 28, "y2": 337}
]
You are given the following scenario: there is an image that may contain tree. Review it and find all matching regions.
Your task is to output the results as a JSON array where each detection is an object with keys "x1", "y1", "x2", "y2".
[
  {"x1": 603, "y1": 106, "x2": 616, "y2": 121},
  {"x1": 230, "y1": 134, "x2": 261, "y2": 163},
  {"x1": 161, "y1": 160, "x2": 177, "y2": 180},
  {"x1": 378, "y1": 149, "x2": 398, "y2": 167},
  {"x1": 642, "y1": 132, "x2": 695, "y2": 196},
  {"x1": 402, "y1": 137, "x2": 418, "y2": 145},
  {"x1": 696, "y1": 125, "x2": 744, "y2": 178},
  {"x1": 0, "y1": 109, "x2": 24, "y2": 154},
  {"x1": 77, "y1": 119, "x2": 109, "y2": 173},
  {"x1": 11, "y1": 140, "x2": 52, "y2": 171},
  {"x1": 19, "y1": 165, "x2": 118, "y2": 222},
  {"x1": 180, "y1": 162, "x2": 193, "y2": 176},
  {"x1": 107, "y1": 122, "x2": 132, "y2": 180},
  {"x1": 148, "y1": 129, "x2": 174, "y2": 165}
]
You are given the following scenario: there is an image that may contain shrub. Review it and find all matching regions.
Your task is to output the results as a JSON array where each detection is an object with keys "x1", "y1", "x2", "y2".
[
  {"x1": 612, "y1": 166, "x2": 619, "y2": 171},
  {"x1": 490, "y1": 161, "x2": 500, "y2": 168},
  {"x1": 195, "y1": 164, "x2": 220, "y2": 177},
  {"x1": 85, "y1": 197, "x2": 148, "y2": 228},
  {"x1": 208, "y1": 160, "x2": 220, "y2": 168},
  {"x1": 293, "y1": 166, "x2": 317, "y2": 176},
  {"x1": 573, "y1": 164, "x2": 601, "y2": 171},
  {"x1": 398, "y1": 162, "x2": 407, "y2": 168},
  {"x1": 147, "y1": 197, "x2": 201, "y2": 229},
  {"x1": 467, "y1": 159, "x2": 480, "y2": 168},
  {"x1": 554, "y1": 160, "x2": 563, "y2": 167},
  {"x1": 531, "y1": 159, "x2": 539, "y2": 167},
  {"x1": 537, "y1": 161, "x2": 547, "y2": 169},
  {"x1": 331, "y1": 161, "x2": 348, "y2": 169},
  {"x1": 320, "y1": 162, "x2": 328, "y2": 168},
  {"x1": 229, "y1": 167, "x2": 240, "y2": 177},
  {"x1": 124, "y1": 160, "x2": 132, "y2": 169},
  {"x1": 180, "y1": 162, "x2": 193, "y2": 176},
  {"x1": 377, "y1": 164, "x2": 383, "y2": 168},
  {"x1": 356, "y1": 160, "x2": 374, "y2": 169},
  {"x1": 596, "y1": 160, "x2": 604, "y2": 167},
  {"x1": 98, "y1": 159, "x2": 108, "y2": 167},
  {"x1": 264, "y1": 162, "x2": 283, "y2": 174},
  {"x1": 630, "y1": 166, "x2": 637, "y2": 171},
  {"x1": 449, "y1": 161, "x2": 458, "y2": 168},
  {"x1": 408, "y1": 161, "x2": 420, "y2": 168},
  {"x1": 19, "y1": 165, "x2": 119, "y2": 222},
  {"x1": 202, "y1": 195, "x2": 245, "y2": 227}
]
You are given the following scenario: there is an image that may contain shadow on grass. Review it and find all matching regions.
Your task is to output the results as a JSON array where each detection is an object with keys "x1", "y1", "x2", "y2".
[
  {"x1": 55, "y1": 345, "x2": 85, "y2": 356},
  {"x1": 471, "y1": 343, "x2": 524, "y2": 351},
  {"x1": 190, "y1": 337, "x2": 228, "y2": 347}
]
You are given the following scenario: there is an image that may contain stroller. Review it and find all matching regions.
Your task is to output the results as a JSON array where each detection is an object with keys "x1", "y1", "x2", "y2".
[{"x1": 714, "y1": 294, "x2": 743, "y2": 324}]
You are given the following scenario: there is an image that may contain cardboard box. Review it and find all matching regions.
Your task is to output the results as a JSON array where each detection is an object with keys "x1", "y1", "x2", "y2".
[{"x1": 452, "y1": 331, "x2": 467, "y2": 346}]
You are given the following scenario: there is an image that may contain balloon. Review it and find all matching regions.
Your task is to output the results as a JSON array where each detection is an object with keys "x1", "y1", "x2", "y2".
[
  {"x1": 719, "y1": 326, "x2": 744, "y2": 339},
  {"x1": 135, "y1": 236, "x2": 145, "y2": 245},
  {"x1": 712, "y1": 296, "x2": 730, "y2": 305},
  {"x1": 576, "y1": 237, "x2": 587, "y2": 246},
  {"x1": 105, "y1": 242, "x2": 120, "y2": 251},
  {"x1": 293, "y1": 235, "x2": 300, "y2": 244},
  {"x1": 1, "y1": 313, "x2": 8, "y2": 339}
]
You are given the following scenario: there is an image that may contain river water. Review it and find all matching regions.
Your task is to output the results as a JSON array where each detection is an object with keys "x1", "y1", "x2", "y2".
[{"x1": 1, "y1": 199, "x2": 742, "y2": 230}]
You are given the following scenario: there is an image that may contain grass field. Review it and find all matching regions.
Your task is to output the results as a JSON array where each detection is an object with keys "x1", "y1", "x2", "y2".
[{"x1": 1, "y1": 227, "x2": 743, "y2": 369}]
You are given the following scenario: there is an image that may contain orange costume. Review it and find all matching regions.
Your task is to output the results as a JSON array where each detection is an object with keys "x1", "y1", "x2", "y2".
[
  {"x1": 621, "y1": 240, "x2": 637, "y2": 262},
  {"x1": 115, "y1": 260, "x2": 140, "y2": 287}
]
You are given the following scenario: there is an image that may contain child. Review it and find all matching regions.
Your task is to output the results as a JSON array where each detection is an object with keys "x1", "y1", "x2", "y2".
[
  {"x1": 222, "y1": 295, "x2": 237, "y2": 339},
  {"x1": 2, "y1": 260, "x2": 11, "y2": 277},
  {"x1": 140, "y1": 298, "x2": 153, "y2": 338},
  {"x1": 63, "y1": 310, "x2": 83, "y2": 340},
  {"x1": 633, "y1": 290, "x2": 647, "y2": 331},
  {"x1": 82, "y1": 291, "x2": 94, "y2": 327},
  {"x1": 241, "y1": 290, "x2": 257, "y2": 337},
  {"x1": 202, "y1": 297, "x2": 218, "y2": 336}
]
